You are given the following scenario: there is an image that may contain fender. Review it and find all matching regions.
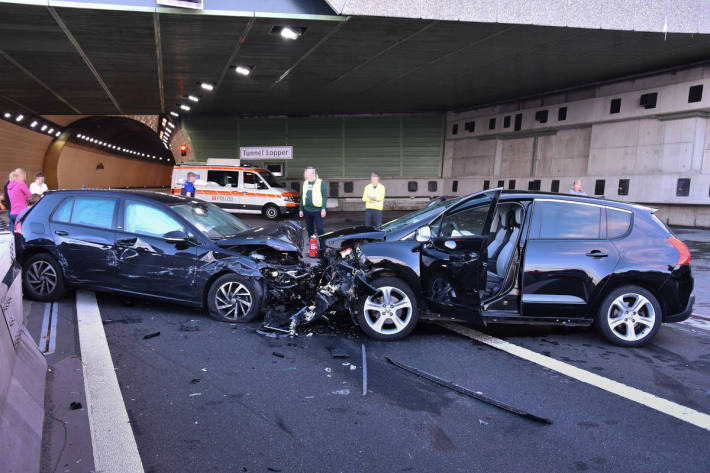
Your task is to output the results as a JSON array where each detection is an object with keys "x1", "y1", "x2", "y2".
[{"x1": 360, "y1": 240, "x2": 422, "y2": 298}]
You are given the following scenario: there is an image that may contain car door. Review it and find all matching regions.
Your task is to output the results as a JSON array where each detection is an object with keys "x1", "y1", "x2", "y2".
[
  {"x1": 521, "y1": 199, "x2": 620, "y2": 318},
  {"x1": 48, "y1": 195, "x2": 119, "y2": 288},
  {"x1": 421, "y1": 190, "x2": 500, "y2": 322},
  {"x1": 114, "y1": 199, "x2": 198, "y2": 301}
]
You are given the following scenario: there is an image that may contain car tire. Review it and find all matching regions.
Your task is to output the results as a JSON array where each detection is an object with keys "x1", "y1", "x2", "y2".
[
  {"x1": 596, "y1": 285, "x2": 662, "y2": 347},
  {"x1": 355, "y1": 277, "x2": 419, "y2": 341},
  {"x1": 207, "y1": 274, "x2": 262, "y2": 323},
  {"x1": 263, "y1": 204, "x2": 280, "y2": 220},
  {"x1": 22, "y1": 253, "x2": 67, "y2": 302}
]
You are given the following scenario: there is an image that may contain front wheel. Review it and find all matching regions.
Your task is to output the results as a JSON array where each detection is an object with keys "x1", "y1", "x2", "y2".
[
  {"x1": 355, "y1": 277, "x2": 419, "y2": 341},
  {"x1": 263, "y1": 204, "x2": 280, "y2": 220},
  {"x1": 22, "y1": 253, "x2": 67, "y2": 301},
  {"x1": 596, "y1": 285, "x2": 662, "y2": 347},
  {"x1": 207, "y1": 274, "x2": 261, "y2": 322}
]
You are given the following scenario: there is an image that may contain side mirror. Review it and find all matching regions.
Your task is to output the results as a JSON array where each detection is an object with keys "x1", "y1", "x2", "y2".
[
  {"x1": 164, "y1": 230, "x2": 190, "y2": 244},
  {"x1": 415, "y1": 226, "x2": 432, "y2": 242}
]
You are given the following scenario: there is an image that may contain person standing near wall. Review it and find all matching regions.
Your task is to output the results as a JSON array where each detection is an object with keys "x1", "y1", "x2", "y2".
[
  {"x1": 362, "y1": 172, "x2": 385, "y2": 228},
  {"x1": 299, "y1": 167, "x2": 327, "y2": 237},
  {"x1": 182, "y1": 172, "x2": 196, "y2": 197},
  {"x1": 568, "y1": 179, "x2": 587, "y2": 196},
  {"x1": 29, "y1": 172, "x2": 48, "y2": 195},
  {"x1": 7, "y1": 168, "x2": 30, "y2": 230}
]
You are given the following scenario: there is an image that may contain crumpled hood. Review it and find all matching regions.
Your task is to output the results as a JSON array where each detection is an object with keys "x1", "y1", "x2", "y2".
[
  {"x1": 215, "y1": 220, "x2": 306, "y2": 253},
  {"x1": 321, "y1": 226, "x2": 386, "y2": 249}
]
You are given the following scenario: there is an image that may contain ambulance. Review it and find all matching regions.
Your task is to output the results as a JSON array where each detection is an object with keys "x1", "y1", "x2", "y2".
[{"x1": 171, "y1": 159, "x2": 300, "y2": 219}]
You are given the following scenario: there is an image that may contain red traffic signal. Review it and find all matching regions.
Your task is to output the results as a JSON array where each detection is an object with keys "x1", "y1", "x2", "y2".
[{"x1": 180, "y1": 144, "x2": 187, "y2": 156}]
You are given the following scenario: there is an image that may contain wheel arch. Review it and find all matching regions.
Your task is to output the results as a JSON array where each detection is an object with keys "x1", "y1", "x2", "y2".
[
  {"x1": 588, "y1": 273, "x2": 667, "y2": 321},
  {"x1": 201, "y1": 270, "x2": 265, "y2": 309}
]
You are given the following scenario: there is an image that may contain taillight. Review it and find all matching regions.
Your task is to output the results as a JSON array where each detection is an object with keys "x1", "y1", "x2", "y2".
[
  {"x1": 668, "y1": 237, "x2": 690, "y2": 265},
  {"x1": 13, "y1": 219, "x2": 21, "y2": 234}
]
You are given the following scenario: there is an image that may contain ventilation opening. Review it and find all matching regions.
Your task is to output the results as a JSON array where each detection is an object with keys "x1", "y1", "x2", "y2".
[
  {"x1": 689, "y1": 85, "x2": 703, "y2": 103},
  {"x1": 452, "y1": 124, "x2": 458, "y2": 135},
  {"x1": 508, "y1": 179, "x2": 516, "y2": 190},
  {"x1": 428, "y1": 181, "x2": 437, "y2": 192},
  {"x1": 464, "y1": 121, "x2": 475, "y2": 132},
  {"x1": 452, "y1": 180, "x2": 458, "y2": 192},
  {"x1": 503, "y1": 116, "x2": 511, "y2": 128},
  {"x1": 676, "y1": 178, "x2": 690, "y2": 197},
  {"x1": 489, "y1": 118, "x2": 496, "y2": 130},
  {"x1": 497, "y1": 180, "x2": 504, "y2": 188},
  {"x1": 408, "y1": 181, "x2": 418, "y2": 192},
  {"x1": 617, "y1": 179, "x2": 629, "y2": 196},
  {"x1": 610, "y1": 98, "x2": 621, "y2": 114},
  {"x1": 594, "y1": 179, "x2": 605, "y2": 196},
  {"x1": 528, "y1": 179, "x2": 541, "y2": 190},
  {"x1": 329, "y1": 181, "x2": 339, "y2": 198},
  {"x1": 558, "y1": 107, "x2": 567, "y2": 121},
  {"x1": 483, "y1": 180, "x2": 490, "y2": 190},
  {"x1": 344, "y1": 181, "x2": 353, "y2": 193},
  {"x1": 514, "y1": 113, "x2": 522, "y2": 131},
  {"x1": 640, "y1": 92, "x2": 657, "y2": 109},
  {"x1": 551, "y1": 179, "x2": 560, "y2": 193},
  {"x1": 534, "y1": 110, "x2": 548, "y2": 123}
]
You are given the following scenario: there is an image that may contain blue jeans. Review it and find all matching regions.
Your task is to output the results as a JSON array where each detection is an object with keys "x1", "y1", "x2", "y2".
[
  {"x1": 303, "y1": 209, "x2": 324, "y2": 237},
  {"x1": 365, "y1": 209, "x2": 382, "y2": 228},
  {"x1": 8, "y1": 214, "x2": 16, "y2": 230}
]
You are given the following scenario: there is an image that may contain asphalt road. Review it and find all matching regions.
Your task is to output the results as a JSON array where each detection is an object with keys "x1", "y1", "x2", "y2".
[{"x1": 90, "y1": 212, "x2": 710, "y2": 473}]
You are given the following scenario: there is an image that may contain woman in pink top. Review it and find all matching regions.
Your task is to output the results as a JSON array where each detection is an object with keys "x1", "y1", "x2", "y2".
[{"x1": 7, "y1": 168, "x2": 31, "y2": 230}]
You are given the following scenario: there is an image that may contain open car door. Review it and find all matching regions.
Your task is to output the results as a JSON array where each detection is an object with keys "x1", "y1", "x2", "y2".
[{"x1": 421, "y1": 189, "x2": 501, "y2": 322}]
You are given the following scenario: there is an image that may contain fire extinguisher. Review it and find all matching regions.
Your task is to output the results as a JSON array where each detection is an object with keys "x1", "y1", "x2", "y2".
[{"x1": 309, "y1": 234, "x2": 318, "y2": 257}]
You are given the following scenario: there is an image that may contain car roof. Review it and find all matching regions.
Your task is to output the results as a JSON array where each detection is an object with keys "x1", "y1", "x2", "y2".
[
  {"x1": 497, "y1": 189, "x2": 649, "y2": 212},
  {"x1": 45, "y1": 189, "x2": 193, "y2": 205}
]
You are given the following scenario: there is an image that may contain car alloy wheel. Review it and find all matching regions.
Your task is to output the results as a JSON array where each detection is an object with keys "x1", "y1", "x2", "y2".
[
  {"x1": 214, "y1": 281, "x2": 253, "y2": 321},
  {"x1": 363, "y1": 286, "x2": 413, "y2": 335},
  {"x1": 26, "y1": 260, "x2": 58, "y2": 297},
  {"x1": 606, "y1": 292, "x2": 656, "y2": 342}
]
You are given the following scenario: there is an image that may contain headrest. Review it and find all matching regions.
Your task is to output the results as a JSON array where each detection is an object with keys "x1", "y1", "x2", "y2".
[{"x1": 514, "y1": 206, "x2": 523, "y2": 225}]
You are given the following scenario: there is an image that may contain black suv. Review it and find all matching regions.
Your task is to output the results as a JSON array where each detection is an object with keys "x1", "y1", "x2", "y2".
[
  {"x1": 345, "y1": 189, "x2": 694, "y2": 346},
  {"x1": 14, "y1": 190, "x2": 311, "y2": 322}
]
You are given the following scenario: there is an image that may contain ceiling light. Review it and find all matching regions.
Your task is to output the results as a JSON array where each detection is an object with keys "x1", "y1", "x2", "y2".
[
  {"x1": 167, "y1": 122, "x2": 175, "y2": 128},
  {"x1": 3, "y1": 113, "x2": 10, "y2": 119},
  {"x1": 170, "y1": 111, "x2": 179, "y2": 117},
  {"x1": 200, "y1": 82, "x2": 214, "y2": 91},
  {"x1": 180, "y1": 104, "x2": 191, "y2": 111},
  {"x1": 188, "y1": 95, "x2": 199, "y2": 103},
  {"x1": 235, "y1": 65, "x2": 252, "y2": 76},
  {"x1": 15, "y1": 114, "x2": 24, "y2": 122},
  {"x1": 55, "y1": 131, "x2": 61, "y2": 137},
  {"x1": 30, "y1": 120, "x2": 38, "y2": 128},
  {"x1": 41, "y1": 124, "x2": 47, "y2": 131},
  {"x1": 280, "y1": 26, "x2": 300, "y2": 40},
  {"x1": 77, "y1": 134, "x2": 83, "y2": 138},
  {"x1": 48, "y1": 128, "x2": 54, "y2": 134}
]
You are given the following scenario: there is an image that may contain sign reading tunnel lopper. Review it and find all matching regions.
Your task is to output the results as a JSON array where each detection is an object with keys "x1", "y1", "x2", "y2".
[{"x1": 240, "y1": 146, "x2": 293, "y2": 160}]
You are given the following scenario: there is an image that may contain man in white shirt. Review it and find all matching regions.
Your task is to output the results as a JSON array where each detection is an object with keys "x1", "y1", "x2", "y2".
[
  {"x1": 568, "y1": 179, "x2": 587, "y2": 196},
  {"x1": 29, "y1": 172, "x2": 48, "y2": 195}
]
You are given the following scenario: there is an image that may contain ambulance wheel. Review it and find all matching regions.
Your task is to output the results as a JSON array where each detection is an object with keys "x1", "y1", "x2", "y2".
[{"x1": 263, "y1": 204, "x2": 280, "y2": 220}]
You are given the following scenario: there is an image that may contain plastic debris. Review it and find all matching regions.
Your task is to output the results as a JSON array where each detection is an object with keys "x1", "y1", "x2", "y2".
[
  {"x1": 69, "y1": 401, "x2": 83, "y2": 410},
  {"x1": 331, "y1": 347, "x2": 349, "y2": 359},
  {"x1": 189, "y1": 393, "x2": 203, "y2": 397},
  {"x1": 331, "y1": 389, "x2": 350, "y2": 396},
  {"x1": 479, "y1": 419, "x2": 488, "y2": 425},
  {"x1": 272, "y1": 351, "x2": 285, "y2": 358},
  {"x1": 190, "y1": 378, "x2": 201, "y2": 384},
  {"x1": 180, "y1": 320, "x2": 200, "y2": 332},
  {"x1": 324, "y1": 367, "x2": 331, "y2": 373},
  {"x1": 143, "y1": 332, "x2": 160, "y2": 339},
  {"x1": 350, "y1": 364, "x2": 357, "y2": 371},
  {"x1": 361, "y1": 344, "x2": 367, "y2": 396}
]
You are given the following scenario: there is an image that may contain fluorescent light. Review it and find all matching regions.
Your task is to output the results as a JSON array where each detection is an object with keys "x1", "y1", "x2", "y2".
[
  {"x1": 167, "y1": 122, "x2": 175, "y2": 128},
  {"x1": 77, "y1": 134, "x2": 83, "y2": 138},
  {"x1": 30, "y1": 120, "x2": 38, "y2": 128},
  {"x1": 170, "y1": 111, "x2": 179, "y2": 117},
  {"x1": 180, "y1": 104, "x2": 191, "y2": 111},
  {"x1": 48, "y1": 128, "x2": 54, "y2": 134},
  {"x1": 15, "y1": 114, "x2": 23, "y2": 122},
  {"x1": 41, "y1": 124, "x2": 47, "y2": 131},
  {"x1": 188, "y1": 95, "x2": 199, "y2": 103},
  {"x1": 200, "y1": 82, "x2": 214, "y2": 91},
  {"x1": 55, "y1": 131, "x2": 61, "y2": 137},
  {"x1": 280, "y1": 26, "x2": 299, "y2": 40},
  {"x1": 3, "y1": 113, "x2": 10, "y2": 119},
  {"x1": 235, "y1": 65, "x2": 251, "y2": 76}
]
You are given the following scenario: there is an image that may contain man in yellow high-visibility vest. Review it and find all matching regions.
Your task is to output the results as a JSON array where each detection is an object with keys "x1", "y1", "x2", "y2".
[
  {"x1": 299, "y1": 166, "x2": 327, "y2": 237},
  {"x1": 362, "y1": 172, "x2": 385, "y2": 227}
]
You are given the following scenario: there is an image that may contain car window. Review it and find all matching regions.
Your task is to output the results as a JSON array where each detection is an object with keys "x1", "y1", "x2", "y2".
[
  {"x1": 538, "y1": 201, "x2": 601, "y2": 239},
  {"x1": 381, "y1": 198, "x2": 458, "y2": 233},
  {"x1": 124, "y1": 201, "x2": 184, "y2": 237},
  {"x1": 52, "y1": 198, "x2": 74, "y2": 223},
  {"x1": 68, "y1": 197, "x2": 117, "y2": 229},
  {"x1": 607, "y1": 208, "x2": 632, "y2": 239},
  {"x1": 207, "y1": 170, "x2": 238, "y2": 187},
  {"x1": 435, "y1": 195, "x2": 494, "y2": 239},
  {"x1": 244, "y1": 171, "x2": 268, "y2": 190}
]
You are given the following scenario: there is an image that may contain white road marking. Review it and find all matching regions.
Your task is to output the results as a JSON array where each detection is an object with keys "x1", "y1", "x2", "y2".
[
  {"x1": 47, "y1": 302, "x2": 58, "y2": 355},
  {"x1": 681, "y1": 315, "x2": 710, "y2": 333},
  {"x1": 76, "y1": 290, "x2": 144, "y2": 473},
  {"x1": 38, "y1": 302, "x2": 50, "y2": 352},
  {"x1": 438, "y1": 321, "x2": 710, "y2": 432}
]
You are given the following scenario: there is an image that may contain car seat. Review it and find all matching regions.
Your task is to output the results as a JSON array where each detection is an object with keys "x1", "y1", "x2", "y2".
[
  {"x1": 486, "y1": 206, "x2": 523, "y2": 295},
  {"x1": 487, "y1": 208, "x2": 512, "y2": 261}
]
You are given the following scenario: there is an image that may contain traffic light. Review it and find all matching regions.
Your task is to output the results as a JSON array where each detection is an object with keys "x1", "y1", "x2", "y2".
[{"x1": 180, "y1": 144, "x2": 187, "y2": 157}]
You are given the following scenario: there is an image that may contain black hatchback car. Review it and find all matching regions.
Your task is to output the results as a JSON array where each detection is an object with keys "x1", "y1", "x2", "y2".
[
  {"x1": 340, "y1": 189, "x2": 693, "y2": 346},
  {"x1": 14, "y1": 190, "x2": 311, "y2": 322}
]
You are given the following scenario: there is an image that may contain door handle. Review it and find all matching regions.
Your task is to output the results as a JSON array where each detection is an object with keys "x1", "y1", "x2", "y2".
[
  {"x1": 585, "y1": 250, "x2": 608, "y2": 258},
  {"x1": 54, "y1": 230, "x2": 68, "y2": 236},
  {"x1": 116, "y1": 237, "x2": 137, "y2": 247}
]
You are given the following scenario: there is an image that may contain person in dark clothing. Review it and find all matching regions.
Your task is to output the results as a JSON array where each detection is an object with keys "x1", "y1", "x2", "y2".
[{"x1": 298, "y1": 167, "x2": 327, "y2": 237}]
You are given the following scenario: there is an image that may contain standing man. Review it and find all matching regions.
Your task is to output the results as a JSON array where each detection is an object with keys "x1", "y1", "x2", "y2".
[
  {"x1": 362, "y1": 172, "x2": 385, "y2": 228},
  {"x1": 182, "y1": 172, "x2": 196, "y2": 197},
  {"x1": 29, "y1": 172, "x2": 48, "y2": 195},
  {"x1": 568, "y1": 179, "x2": 587, "y2": 196},
  {"x1": 299, "y1": 167, "x2": 327, "y2": 237}
]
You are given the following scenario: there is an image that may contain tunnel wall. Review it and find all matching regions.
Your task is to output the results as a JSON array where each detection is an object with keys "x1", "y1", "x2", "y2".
[
  {"x1": 55, "y1": 143, "x2": 171, "y2": 189},
  {"x1": 0, "y1": 119, "x2": 53, "y2": 190}
]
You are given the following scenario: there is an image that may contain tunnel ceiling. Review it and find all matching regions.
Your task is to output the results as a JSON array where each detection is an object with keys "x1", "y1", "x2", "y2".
[{"x1": 2, "y1": 4, "x2": 710, "y2": 117}]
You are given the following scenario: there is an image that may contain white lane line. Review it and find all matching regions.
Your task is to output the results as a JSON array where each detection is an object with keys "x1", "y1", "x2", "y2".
[
  {"x1": 438, "y1": 321, "x2": 710, "y2": 432},
  {"x1": 38, "y1": 302, "x2": 50, "y2": 352},
  {"x1": 76, "y1": 290, "x2": 144, "y2": 473},
  {"x1": 47, "y1": 302, "x2": 58, "y2": 355}
]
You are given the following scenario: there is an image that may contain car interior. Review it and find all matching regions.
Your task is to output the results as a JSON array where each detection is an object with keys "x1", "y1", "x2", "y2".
[{"x1": 485, "y1": 203, "x2": 524, "y2": 295}]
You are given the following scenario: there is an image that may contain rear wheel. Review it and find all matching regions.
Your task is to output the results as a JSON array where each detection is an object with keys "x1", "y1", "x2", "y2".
[
  {"x1": 22, "y1": 253, "x2": 66, "y2": 301},
  {"x1": 263, "y1": 204, "x2": 280, "y2": 220},
  {"x1": 207, "y1": 274, "x2": 261, "y2": 322},
  {"x1": 596, "y1": 285, "x2": 661, "y2": 347},
  {"x1": 356, "y1": 277, "x2": 418, "y2": 341}
]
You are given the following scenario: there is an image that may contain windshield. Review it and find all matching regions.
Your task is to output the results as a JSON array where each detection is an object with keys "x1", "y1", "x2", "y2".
[
  {"x1": 380, "y1": 198, "x2": 459, "y2": 233},
  {"x1": 171, "y1": 202, "x2": 250, "y2": 239},
  {"x1": 259, "y1": 171, "x2": 283, "y2": 188}
]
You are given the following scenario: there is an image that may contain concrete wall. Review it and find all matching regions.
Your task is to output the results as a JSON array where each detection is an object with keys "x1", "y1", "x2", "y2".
[
  {"x1": 0, "y1": 119, "x2": 53, "y2": 190},
  {"x1": 0, "y1": 233, "x2": 46, "y2": 473}
]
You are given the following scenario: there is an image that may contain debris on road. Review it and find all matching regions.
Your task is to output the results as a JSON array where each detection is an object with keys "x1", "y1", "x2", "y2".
[
  {"x1": 385, "y1": 356, "x2": 552, "y2": 425},
  {"x1": 190, "y1": 378, "x2": 201, "y2": 384},
  {"x1": 330, "y1": 347, "x2": 349, "y2": 358},
  {"x1": 361, "y1": 344, "x2": 368, "y2": 396},
  {"x1": 69, "y1": 401, "x2": 83, "y2": 410},
  {"x1": 331, "y1": 389, "x2": 350, "y2": 396},
  {"x1": 272, "y1": 351, "x2": 285, "y2": 358},
  {"x1": 143, "y1": 331, "x2": 161, "y2": 340},
  {"x1": 189, "y1": 393, "x2": 203, "y2": 397},
  {"x1": 180, "y1": 320, "x2": 200, "y2": 332}
]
